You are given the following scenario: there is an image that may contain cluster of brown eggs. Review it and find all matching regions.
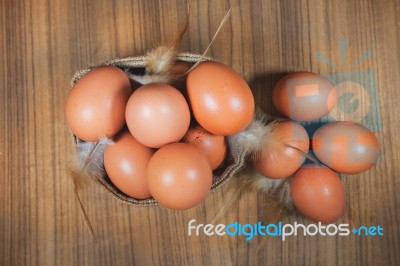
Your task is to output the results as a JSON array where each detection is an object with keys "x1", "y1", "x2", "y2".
[
  {"x1": 66, "y1": 61, "x2": 379, "y2": 221},
  {"x1": 253, "y1": 72, "x2": 379, "y2": 223},
  {"x1": 65, "y1": 61, "x2": 255, "y2": 210}
]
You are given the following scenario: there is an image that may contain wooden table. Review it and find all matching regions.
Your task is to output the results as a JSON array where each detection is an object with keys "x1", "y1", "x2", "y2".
[{"x1": 1, "y1": 0, "x2": 399, "y2": 265}]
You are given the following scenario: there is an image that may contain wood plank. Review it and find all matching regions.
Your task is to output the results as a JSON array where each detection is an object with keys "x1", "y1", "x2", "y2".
[{"x1": 1, "y1": 0, "x2": 399, "y2": 265}]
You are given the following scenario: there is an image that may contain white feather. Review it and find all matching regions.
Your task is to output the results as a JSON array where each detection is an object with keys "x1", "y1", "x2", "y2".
[
  {"x1": 74, "y1": 138, "x2": 110, "y2": 179},
  {"x1": 252, "y1": 173, "x2": 293, "y2": 210},
  {"x1": 128, "y1": 73, "x2": 172, "y2": 85},
  {"x1": 228, "y1": 110, "x2": 277, "y2": 162}
]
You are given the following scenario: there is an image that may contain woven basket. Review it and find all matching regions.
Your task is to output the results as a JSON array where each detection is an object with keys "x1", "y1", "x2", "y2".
[{"x1": 70, "y1": 53, "x2": 248, "y2": 206}]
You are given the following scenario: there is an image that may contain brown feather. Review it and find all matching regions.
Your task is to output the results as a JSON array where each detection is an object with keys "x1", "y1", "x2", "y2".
[
  {"x1": 69, "y1": 138, "x2": 109, "y2": 242},
  {"x1": 213, "y1": 111, "x2": 294, "y2": 224},
  {"x1": 70, "y1": 168, "x2": 98, "y2": 244},
  {"x1": 178, "y1": 8, "x2": 232, "y2": 78},
  {"x1": 130, "y1": 7, "x2": 191, "y2": 85}
]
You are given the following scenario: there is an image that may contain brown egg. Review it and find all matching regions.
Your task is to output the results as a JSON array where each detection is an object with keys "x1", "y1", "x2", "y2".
[
  {"x1": 65, "y1": 66, "x2": 132, "y2": 142},
  {"x1": 147, "y1": 143, "x2": 213, "y2": 210},
  {"x1": 182, "y1": 125, "x2": 227, "y2": 170},
  {"x1": 252, "y1": 121, "x2": 309, "y2": 179},
  {"x1": 104, "y1": 130, "x2": 153, "y2": 199},
  {"x1": 312, "y1": 121, "x2": 379, "y2": 174},
  {"x1": 187, "y1": 61, "x2": 255, "y2": 135},
  {"x1": 273, "y1": 72, "x2": 337, "y2": 121},
  {"x1": 125, "y1": 83, "x2": 191, "y2": 148},
  {"x1": 290, "y1": 164, "x2": 346, "y2": 223}
]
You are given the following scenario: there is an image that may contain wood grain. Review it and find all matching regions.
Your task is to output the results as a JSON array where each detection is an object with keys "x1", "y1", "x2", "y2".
[{"x1": 1, "y1": 0, "x2": 399, "y2": 265}]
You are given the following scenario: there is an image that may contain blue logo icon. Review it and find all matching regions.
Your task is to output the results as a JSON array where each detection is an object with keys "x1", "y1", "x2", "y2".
[{"x1": 316, "y1": 39, "x2": 382, "y2": 131}]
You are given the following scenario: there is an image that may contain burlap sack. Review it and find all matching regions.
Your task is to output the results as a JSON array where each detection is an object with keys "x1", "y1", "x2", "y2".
[{"x1": 70, "y1": 53, "x2": 248, "y2": 206}]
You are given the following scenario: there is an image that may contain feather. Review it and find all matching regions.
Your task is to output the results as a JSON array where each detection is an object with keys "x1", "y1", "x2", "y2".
[
  {"x1": 180, "y1": 8, "x2": 232, "y2": 76},
  {"x1": 249, "y1": 172, "x2": 293, "y2": 210},
  {"x1": 129, "y1": 8, "x2": 232, "y2": 86},
  {"x1": 129, "y1": 6, "x2": 190, "y2": 85},
  {"x1": 213, "y1": 111, "x2": 294, "y2": 224},
  {"x1": 128, "y1": 45, "x2": 180, "y2": 86},
  {"x1": 212, "y1": 168, "x2": 293, "y2": 224},
  {"x1": 211, "y1": 169, "x2": 258, "y2": 223},
  {"x1": 227, "y1": 110, "x2": 279, "y2": 162},
  {"x1": 128, "y1": 73, "x2": 172, "y2": 85},
  {"x1": 70, "y1": 168, "x2": 98, "y2": 244},
  {"x1": 69, "y1": 137, "x2": 111, "y2": 242},
  {"x1": 145, "y1": 46, "x2": 180, "y2": 76},
  {"x1": 74, "y1": 137, "x2": 110, "y2": 178}
]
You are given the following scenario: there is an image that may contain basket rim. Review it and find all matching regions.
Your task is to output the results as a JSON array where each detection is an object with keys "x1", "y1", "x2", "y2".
[{"x1": 70, "y1": 52, "x2": 246, "y2": 206}]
